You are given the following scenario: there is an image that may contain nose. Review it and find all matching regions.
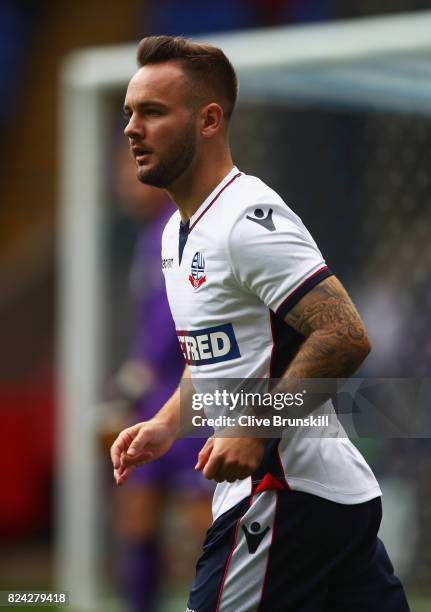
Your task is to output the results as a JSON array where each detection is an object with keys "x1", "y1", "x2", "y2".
[{"x1": 124, "y1": 113, "x2": 144, "y2": 139}]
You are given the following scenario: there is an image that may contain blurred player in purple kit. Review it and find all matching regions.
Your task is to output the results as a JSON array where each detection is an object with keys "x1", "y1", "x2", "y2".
[{"x1": 106, "y1": 145, "x2": 213, "y2": 612}]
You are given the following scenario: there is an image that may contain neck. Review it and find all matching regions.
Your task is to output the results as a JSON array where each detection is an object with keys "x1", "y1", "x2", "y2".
[{"x1": 166, "y1": 149, "x2": 234, "y2": 223}]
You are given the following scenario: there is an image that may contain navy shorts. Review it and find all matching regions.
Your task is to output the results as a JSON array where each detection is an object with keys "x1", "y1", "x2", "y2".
[{"x1": 187, "y1": 490, "x2": 409, "y2": 612}]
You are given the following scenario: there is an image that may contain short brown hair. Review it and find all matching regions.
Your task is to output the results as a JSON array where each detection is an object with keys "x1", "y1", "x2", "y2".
[{"x1": 136, "y1": 35, "x2": 238, "y2": 120}]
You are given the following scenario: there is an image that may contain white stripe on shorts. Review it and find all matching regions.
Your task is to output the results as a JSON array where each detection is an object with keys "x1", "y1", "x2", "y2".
[{"x1": 217, "y1": 490, "x2": 278, "y2": 612}]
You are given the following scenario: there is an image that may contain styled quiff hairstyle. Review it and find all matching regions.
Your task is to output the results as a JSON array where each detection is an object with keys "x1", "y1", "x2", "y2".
[{"x1": 136, "y1": 35, "x2": 238, "y2": 121}]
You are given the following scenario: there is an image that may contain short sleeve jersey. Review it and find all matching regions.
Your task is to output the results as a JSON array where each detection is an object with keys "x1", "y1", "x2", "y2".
[{"x1": 162, "y1": 167, "x2": 381, "y2": 520}]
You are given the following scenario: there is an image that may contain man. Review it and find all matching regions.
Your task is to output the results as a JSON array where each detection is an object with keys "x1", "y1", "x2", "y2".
[{"x1": 111, "y1": 36, "x2": 409, "y2": 611}]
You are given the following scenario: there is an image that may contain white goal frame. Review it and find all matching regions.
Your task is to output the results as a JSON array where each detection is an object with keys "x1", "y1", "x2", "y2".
[{"x1": 57, "y1": 11, "x2": 431, "y2": 610}]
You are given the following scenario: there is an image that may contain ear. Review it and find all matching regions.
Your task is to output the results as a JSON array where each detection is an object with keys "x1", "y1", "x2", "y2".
[{"x1": 200, "y1": 103, "x2": 224, "y2": 137}]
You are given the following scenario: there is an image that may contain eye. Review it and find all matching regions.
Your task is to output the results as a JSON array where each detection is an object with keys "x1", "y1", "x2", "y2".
[{"x1": 147, "y1": 109, "x2": 162, "y2": 117}]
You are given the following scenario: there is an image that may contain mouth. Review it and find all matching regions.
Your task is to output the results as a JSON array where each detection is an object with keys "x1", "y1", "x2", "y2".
[{"x1": 131, "y1": 145, "x2": 153, "y2": 165}]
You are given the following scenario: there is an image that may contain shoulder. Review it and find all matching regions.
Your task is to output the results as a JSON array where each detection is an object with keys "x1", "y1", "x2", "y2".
[{"x1": 222, "y1": 171, "x2": 308, "y2": 243}]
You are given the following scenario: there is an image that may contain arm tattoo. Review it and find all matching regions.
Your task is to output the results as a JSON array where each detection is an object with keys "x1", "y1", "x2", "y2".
[{"x1": 284, "y1": 276, "x2": 371, "y2": 379}]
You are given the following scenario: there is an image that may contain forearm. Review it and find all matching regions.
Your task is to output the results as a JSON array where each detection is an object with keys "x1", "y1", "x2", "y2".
[
  {"x1": 272, "y1": 330, "x2": 369, "y2": 417},
  {"x1": 153, "y1": 365, "x2": 191, "y2": 436},
  {"x1": 284, "y1": 327, "x2": 370, "y2": 382},
  {"x1": 152, "y1": 385, "x2": 181, "y2": 432},
  {"x1": 276, "y1": 275, "x2": 371, "y2": 412},
  {"x1": 286, "y1": 275, "x2": 369, "y2": 372}
]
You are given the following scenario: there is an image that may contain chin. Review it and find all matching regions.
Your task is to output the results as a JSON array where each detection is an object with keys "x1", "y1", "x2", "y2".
[
  {"x1": 137, "y1": 166, "x2": 152, "y2": 182},
  {"x1": 137, "y1": 167, "x2": 165, "y2": 189}
]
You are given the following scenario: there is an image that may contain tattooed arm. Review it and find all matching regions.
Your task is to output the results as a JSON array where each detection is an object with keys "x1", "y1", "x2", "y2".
[
  {"x1": 273, "y1": 275, "x2": 372, "y2": 417},
  {"x1": 283, "y1": 275, "x2": 371, "y2": 381}
]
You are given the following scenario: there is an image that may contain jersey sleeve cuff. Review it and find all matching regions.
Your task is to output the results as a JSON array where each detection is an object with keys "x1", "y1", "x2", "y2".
[{"x1": 275, "y1": 265, "x2": 333, "y2": 319}]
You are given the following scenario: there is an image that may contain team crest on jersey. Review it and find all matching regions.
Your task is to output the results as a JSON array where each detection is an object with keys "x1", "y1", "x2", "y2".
[{"x1": 189, "y1": 251, "x2": 206, "y2": 289}]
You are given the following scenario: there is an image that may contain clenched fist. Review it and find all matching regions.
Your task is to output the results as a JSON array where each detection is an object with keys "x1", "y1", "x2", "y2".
[{"x1": 195, "y1": 437, "x2": 266, "y2": 482}]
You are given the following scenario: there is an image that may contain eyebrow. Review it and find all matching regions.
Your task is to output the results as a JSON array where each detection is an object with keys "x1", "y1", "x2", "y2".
[{"x1": 123, "y1": 100, "x2": 168, "y2": 113}]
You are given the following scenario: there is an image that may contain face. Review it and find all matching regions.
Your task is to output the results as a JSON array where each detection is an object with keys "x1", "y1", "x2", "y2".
[
  {"x1": 114, "y1": 143, "x2": 174, "y2": 221},
  {"x1": 123, "y1": 62, "x2": 198, "y2": 188}
]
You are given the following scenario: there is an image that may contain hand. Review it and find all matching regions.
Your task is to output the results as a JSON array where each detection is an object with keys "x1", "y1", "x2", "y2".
[
  {"x1": 195, "y1": 437, "x2": 266, "y2": 483},
  {"x1": 110, "y1": 418, "x2": 176, "y2": 486}
]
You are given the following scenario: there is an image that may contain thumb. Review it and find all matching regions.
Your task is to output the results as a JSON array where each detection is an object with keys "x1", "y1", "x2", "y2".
[
  {"x1": 195, "y1": 437, "x2": 214, "y2": 471},
  {"x1": 126, "y1": 426, "x2": 151, "y2": 458}
]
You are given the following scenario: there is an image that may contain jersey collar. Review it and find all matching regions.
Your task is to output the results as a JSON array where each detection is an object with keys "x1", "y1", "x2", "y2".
[{"x1": 188, "y1": 166, "x2": 242, "y2": 233}]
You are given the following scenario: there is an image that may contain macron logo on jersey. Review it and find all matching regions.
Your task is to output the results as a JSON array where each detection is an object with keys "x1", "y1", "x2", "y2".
[{"x1": 177, "y1": 323, "x2": 240, "y2": 366}]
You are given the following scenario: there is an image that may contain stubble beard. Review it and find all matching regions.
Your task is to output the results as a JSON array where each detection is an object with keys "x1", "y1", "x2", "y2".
[{"x1": 136, "y1": 121, "x2": 197, "y2": 189}]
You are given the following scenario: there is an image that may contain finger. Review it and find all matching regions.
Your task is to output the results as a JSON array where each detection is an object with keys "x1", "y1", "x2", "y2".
[
  {"x1": 114, "y1": 466, "x2": 126, "y2": 485},
  {"x1": 202, "y1": 453, "x2": 223, "y2": 481},
  {"x1": 115, "y1": 463, "x2": 136, "y2": 486},
  {"x1": 120, "y1": 450, "x2": 128, "y2": 467},
  {"x1": 120, "y1": 449, "x2": 154, "y2": 468},
  {"x1": 114, "y1": 467, "x2": 125, "y2": 485},
  {"x1": 195, "y1": 437, "x2": 214, "y2": 471},
  {"x1": 115, "y1": 470, "x2": 129, "y2": 486},
  {"x1": 124, "y1": 426, "x2": 153, "y2": 460},
  {"x1": 116, "y1": 455, "x2": 154, "y2": 484},
  {"x1": 110, "y1": 429, "x2": 134, "y2": 468},
  {"x1": 110, "y1": 435, "x2": 126, "y2": 469},
  {"x1": 114, "y1": 458, "x2": 129, "y2": 482},
  {"x1": 114, "y1": 450, "x2": 154, "y2": 485}
]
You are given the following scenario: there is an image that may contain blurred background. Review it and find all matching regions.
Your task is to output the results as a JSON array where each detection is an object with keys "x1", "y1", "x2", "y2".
[{"x1": 1, "y1": 1, "x2": 431, "y2": 611}]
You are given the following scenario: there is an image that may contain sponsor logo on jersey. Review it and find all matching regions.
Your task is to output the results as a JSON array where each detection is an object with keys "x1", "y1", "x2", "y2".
[
  {"x1": 246, "y1": 207, "x2": 276, "y2": 232},
  {"x1": 189, "y1": 251, "x2": 206, "y2": 289},
  {"x1": 242, "y1": 521, "x2": 270, "y2": 554},
  {"x1": 176, "y1": 323, "x2": 240, "y2": 365}
]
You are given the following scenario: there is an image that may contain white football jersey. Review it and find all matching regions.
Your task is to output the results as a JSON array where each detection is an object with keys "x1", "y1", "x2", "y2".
[{"x1": 161, "y1": 166, "x2": 381, "y2": 521}]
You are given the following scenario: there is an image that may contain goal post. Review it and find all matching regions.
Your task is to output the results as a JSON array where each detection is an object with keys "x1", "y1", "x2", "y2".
[{"x1": 57, "y1": 11, "x2": 431, "y2": 610}]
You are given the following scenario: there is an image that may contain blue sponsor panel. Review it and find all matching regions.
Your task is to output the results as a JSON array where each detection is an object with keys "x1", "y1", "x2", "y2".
[{"x1": 177, "y1": 323, "x2": 241, "y2": 365}]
